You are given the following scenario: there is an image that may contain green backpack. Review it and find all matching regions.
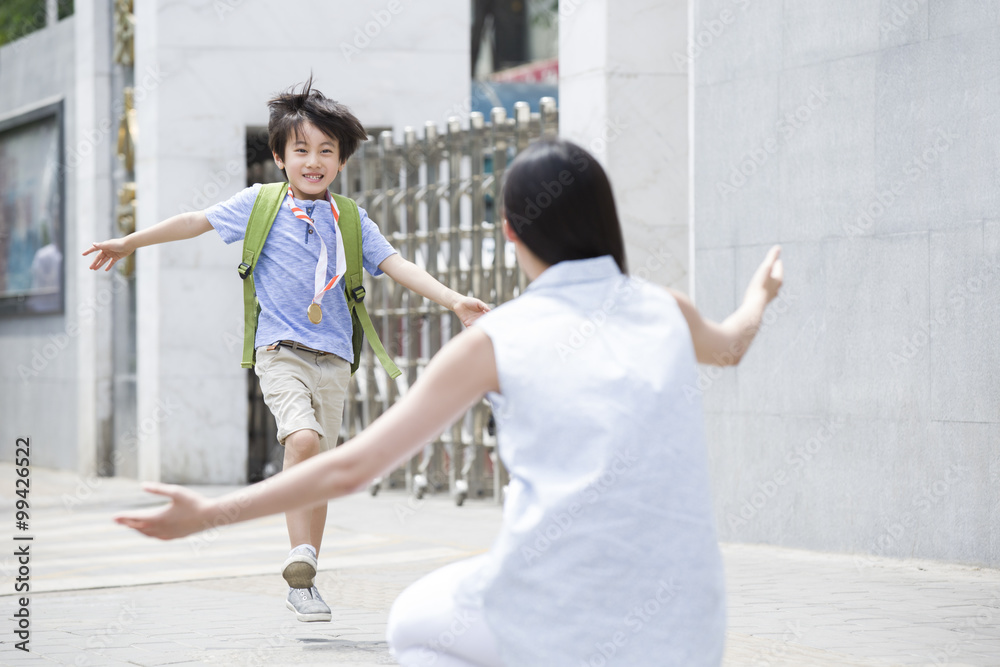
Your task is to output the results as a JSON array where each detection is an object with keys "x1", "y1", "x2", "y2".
[{"x1": 238, "y1": 182, "x2": 401, "y2": 378}]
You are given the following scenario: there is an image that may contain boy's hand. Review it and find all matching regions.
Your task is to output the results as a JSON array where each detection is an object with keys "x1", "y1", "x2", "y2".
[
  {"x1": 743, "y1": 245, "x2": 783, "y2": 306},
  {"x1": 83, "y1": 238, "x2": 134, "y2": 272},
  {"x1": 453, "y1": 296, "x2": 491, "y2": 327}
]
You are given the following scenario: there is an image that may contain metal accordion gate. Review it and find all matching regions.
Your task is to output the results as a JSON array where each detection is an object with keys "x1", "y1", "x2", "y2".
[{"x1": 337, "y1": 98, "x2": 558, "y2": 505}]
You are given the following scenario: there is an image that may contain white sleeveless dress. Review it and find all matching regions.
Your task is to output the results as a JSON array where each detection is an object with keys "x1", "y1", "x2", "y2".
[{"x1": 460, "y1": 255, "x2": 726, "y2": 666}]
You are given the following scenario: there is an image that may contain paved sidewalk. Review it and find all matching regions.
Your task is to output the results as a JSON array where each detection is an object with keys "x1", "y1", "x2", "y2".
[{"x1": 1, "y1": 464, "x2": 998, "y2": 666}]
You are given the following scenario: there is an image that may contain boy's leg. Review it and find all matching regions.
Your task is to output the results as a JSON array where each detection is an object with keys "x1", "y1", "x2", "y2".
[
  {"x1": 282, "y1": 428, "x2": 326, "y2": 553},
  {"x1": 305, "y1": 353, "x2": 351, "y2": 554},
  {"x1": 255, "y1": 345, "x2": 350, "y2": 621},
  {"x1": 282, "y1": 354, "x2": 349, "y2": 622},
  {"x1": 310, "y1": 498, "x2": 328, "y2": 556},
  {"x1": 254, "y1": 346, "x2": 330, "y2": 621}
]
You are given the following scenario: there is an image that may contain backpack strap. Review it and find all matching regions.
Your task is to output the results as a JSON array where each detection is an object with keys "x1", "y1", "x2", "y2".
[
  {"x1": 332, "y1": 193, "x2": 402, "y2": 379},
  {"x1": 240, "y1": 182, "x2": 288, "y2": 368}
]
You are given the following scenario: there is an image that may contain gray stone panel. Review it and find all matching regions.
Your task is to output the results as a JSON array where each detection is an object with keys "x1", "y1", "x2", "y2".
[
  {"x1": 781, "y1": 2, "x2": 881, "y2": 71},
  {"x1": 879, "y1": 0, "x2": 929, "y2": 49},
  {"x1": 690, "y1": 0, "x2": 784, "y2": 86},
  {"x1": 872, "y1": 29, "x2": 1000, "y2": 235},
  {"x1": 928, "y1": 224, "x2": 1000, "y2": 423},
  {"x1": 693, "y1": 73, "x2": 780, "y2": 249},
  {"x1": 918, "y1": 421, "x2": 1000, "y2": 564},
  {"x1": 823, "y1": 234, "x2": 931, "y2": 420},
  {"x1": 776, "y1": 55, "x2": 877, "y2": 244},
  {"x1": 694, "y1": 2, "x2": 999, "y2": 566},
  {"x1": 928, "y1": 0, "x2": 1000, "y2": 39}
]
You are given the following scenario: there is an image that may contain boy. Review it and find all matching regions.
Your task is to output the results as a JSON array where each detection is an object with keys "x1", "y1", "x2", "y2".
[{"x1": 84, "y1": 78, "x2": 490, "y2": 622}]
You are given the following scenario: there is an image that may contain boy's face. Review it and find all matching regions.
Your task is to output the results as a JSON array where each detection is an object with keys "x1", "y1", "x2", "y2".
[{"x1": 273, "y1": 121, "x2": 344, "y2": 201}]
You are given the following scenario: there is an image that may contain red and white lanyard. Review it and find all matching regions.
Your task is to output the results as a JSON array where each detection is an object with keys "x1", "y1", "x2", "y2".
[{"x1": 285, "y1": 186, "x2": 347, "y2": 318}]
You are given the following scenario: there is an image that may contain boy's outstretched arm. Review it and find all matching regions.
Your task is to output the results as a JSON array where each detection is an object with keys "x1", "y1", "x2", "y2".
[
  {"x1": 378, "y1": 253, "x2": 490, "y2": 326},
  {"x1": 114, "y1": 327, "x2": 499, "y2": 540},
  {"x1": 669, "y1": 245, "x2": 784, "y2": 366},
  {"x1": 83, "y1": 211, "x2": 213, "y2": 272}
]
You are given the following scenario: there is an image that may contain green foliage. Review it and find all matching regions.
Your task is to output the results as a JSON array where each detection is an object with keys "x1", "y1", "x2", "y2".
[{"x1": 0, "y1": 0, "x2": 74, "y2": 48}]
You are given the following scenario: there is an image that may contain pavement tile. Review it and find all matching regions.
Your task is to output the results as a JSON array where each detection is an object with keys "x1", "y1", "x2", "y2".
[{"x1": 7, "y1": 465, "x2": 1000, "y2": 667}]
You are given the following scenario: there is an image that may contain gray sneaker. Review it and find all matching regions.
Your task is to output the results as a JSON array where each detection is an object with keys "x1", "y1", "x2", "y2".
[
  {"x1": 286, "y1": 586, "x2": 331, "y2": 622},
  {"x1": 282, "y1": 549, "x2": 317, "y2": 589}
]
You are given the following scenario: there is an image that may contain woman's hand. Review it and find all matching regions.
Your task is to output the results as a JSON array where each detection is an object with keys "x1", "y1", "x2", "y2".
[
  {"x1": 83, "y1": 238, "x2": 134, "y2": 272},
  {"x1": 670, "y1": 244, "x2": 785, "y2": 366},
  {"x1": 114, "y1": 483, "x2": 214, "y2": 540},
  {"x1": 743, "y1": 245, "x2": 783, "y2": 306}
]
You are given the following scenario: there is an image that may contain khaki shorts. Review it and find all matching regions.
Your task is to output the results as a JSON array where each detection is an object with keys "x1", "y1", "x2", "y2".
[{"x1": 254, "y1": 344, "x2": 351, "y2": 450}]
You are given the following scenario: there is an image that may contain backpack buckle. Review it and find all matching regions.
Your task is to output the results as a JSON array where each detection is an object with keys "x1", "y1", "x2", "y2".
[
  {"x1": 238, "y1": 262, "x2": 252, "y2": 280},
  {"x1": 351, "y1": 285, "x2": 366, "y2": 303}
]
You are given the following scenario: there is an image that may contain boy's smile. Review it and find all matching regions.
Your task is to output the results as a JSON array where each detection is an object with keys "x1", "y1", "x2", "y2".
[{"x1": 274, "y1": 121, "x2": 344, "y2": 201}]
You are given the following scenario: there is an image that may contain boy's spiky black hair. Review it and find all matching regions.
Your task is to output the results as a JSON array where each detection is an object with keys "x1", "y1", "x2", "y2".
[{"x1": 267, "y1": 74, "x2": 368, "y2": 167}]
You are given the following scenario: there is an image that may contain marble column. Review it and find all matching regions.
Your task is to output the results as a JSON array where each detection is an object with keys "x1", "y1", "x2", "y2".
[
  {"x1": 559, "y1": 0, "x2": 690, "y2": 291},
  {"x1": 74, "y1": 0, "x2": 115, "y2": 476}
]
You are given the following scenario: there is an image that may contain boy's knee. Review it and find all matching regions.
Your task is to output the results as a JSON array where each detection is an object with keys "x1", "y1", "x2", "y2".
[{"x1": 283, "y1": 429, "x2": 321, "y2": 461}]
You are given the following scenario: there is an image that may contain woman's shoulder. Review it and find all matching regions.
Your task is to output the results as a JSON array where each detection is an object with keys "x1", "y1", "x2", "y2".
[{"x1": 475, "y1": 289, "x2": 564, "y2": 325}]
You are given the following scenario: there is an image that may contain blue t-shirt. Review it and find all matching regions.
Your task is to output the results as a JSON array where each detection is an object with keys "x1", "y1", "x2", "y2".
[{"x1": 206, "y1": 184, "x2": 397, "y2": 361}]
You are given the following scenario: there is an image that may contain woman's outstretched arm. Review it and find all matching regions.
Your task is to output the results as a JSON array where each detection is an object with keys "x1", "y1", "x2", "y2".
[
  {"x1": 670, "y1": 245, "x2": 784, "y2": 366},
  {"x1": 114, "y1": 327, "x2": 500, "y2": 540}
]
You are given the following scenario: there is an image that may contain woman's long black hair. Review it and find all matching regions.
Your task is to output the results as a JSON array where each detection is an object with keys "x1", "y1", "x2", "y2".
[{"x1": 502, "y1": 139, "x2": 627, "y2": 274}]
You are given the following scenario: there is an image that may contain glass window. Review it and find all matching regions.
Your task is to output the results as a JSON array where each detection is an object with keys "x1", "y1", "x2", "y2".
[{"x1": 0, "y1": 101, "x2": 64, "y2": 316}]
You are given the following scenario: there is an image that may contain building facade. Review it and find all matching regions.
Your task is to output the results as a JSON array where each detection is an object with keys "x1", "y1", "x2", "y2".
[{"x1": 1, "y1": 0, "x2": 469, "y2": 483}]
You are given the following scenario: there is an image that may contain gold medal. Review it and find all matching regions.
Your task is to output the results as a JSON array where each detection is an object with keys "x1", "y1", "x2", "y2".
[{"x1": 307, "y1": 303, "x2": 322, "y2": 324}]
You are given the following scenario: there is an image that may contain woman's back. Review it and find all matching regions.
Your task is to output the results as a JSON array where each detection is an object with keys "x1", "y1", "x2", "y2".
[{"x1": 468, "y1": 255, "x2": 726, "y2": 666}]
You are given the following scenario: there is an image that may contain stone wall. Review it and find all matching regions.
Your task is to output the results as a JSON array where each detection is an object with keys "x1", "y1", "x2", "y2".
[{"x1": 691, "y1": 1, "x2": 1000, "y2": 566}]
